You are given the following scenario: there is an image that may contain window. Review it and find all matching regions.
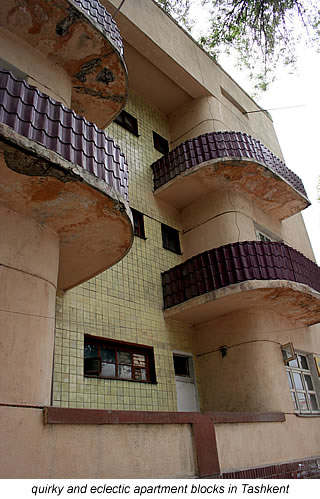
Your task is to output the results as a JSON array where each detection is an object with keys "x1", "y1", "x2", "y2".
[
  {"x1": 132, "y1": 209, "x2": 145, "y2": 239},
  {"x1": 254, "y1": 224, "x2": 281, "y2": 243},
  {"x1": 84, "y1": 336, "x2": 156, "y2": 383},
  {"x1": 173, "y1": 355, "x2": 190, "y2": 377},
  {"x1": 153, "y1": 131, "x2": 169, "y2": 154},
  {"x1": 114, "y1": 110, "x2": 139, "y2": 136},
  {"x1": 256, "y1": 230, "x2": 273, "y2": 243},
  {"x1": 283, "y1": 350, "x2": 320, "y2": 414},
  {"x1": 161, "y1": 223, "x2": 181, "y2": 254}
]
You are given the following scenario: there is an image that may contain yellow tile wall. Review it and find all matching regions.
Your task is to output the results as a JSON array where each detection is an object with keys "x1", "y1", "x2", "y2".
[{"x1": 53, "y1": 92, "x2": 199, "y2": 411}]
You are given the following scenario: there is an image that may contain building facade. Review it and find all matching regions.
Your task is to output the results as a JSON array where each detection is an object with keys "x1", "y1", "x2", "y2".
[{"x1": 1, "y1": 0, "x2": 320, "y2": 479}]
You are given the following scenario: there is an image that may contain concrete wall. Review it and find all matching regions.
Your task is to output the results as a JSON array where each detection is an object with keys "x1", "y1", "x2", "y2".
[
  {"x1": 181, "y1": 190, "x2": 315, "y2": 261},
  {"x1": 195, "y1": 309, "x2": 320, "y2": 413},
  {"x1": 216, "y1": 415, "x2": 320, "y2": 473},
  {"x1": 0, "y1": 205, "x2": 59, "y2": 406},
  {"x1": 0, "y1": 406, "x2": 196, "y2": 478},
  {"x1": 0, "y1": 27, "x2": 72, "y2": 106}
]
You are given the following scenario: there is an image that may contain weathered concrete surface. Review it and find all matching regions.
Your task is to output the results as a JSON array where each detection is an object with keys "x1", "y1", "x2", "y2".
[
  {"x1": 0, "y1": 204, "x2": 58, "y2": 406},
  {"x1": 0, "y1": 406, "x2": 197, "y2": 478},
  {"x1": 215, "y1": 415, "x2": 320, "y2": 473},
  {"x1": 164, "y1": 280, "x2": 320, "y2": 326},
  {"x1": 154, "y1": 158, "x2": 309, "y2": 221},
  {"x1": 0, "y1": 0, "x2": 128, "y2": 127},
  {"x1": 0, "y1": 124, "x2": 133, "y2": 290}
]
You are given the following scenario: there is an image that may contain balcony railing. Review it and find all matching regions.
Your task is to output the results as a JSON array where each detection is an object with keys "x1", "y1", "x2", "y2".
[
  {"x1": 0, "y1": 68, "x2": 128, "y2": 200},
  {"x1": 162, "y1": 241, "x2": 320, "y2": 309},
  {"x1": 152, "y1": 132, "x2": 307, "y2": 198}
]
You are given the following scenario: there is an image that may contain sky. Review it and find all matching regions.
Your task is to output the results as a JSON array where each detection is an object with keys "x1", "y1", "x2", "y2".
[{"x1": 188, "y1": 2, "x2": 320, "y2": 263}]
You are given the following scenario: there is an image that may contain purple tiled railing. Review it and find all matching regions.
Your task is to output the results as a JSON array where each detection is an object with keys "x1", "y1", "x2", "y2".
[
  {"x1": 162, "y1": 241, "x2": 320, "y2": 309},
  {"x1": 151, "y1": 132, "x2": 307, "y2": 199},
  {"x1": 0, "y1": 68, "x2": 128, "y2": 201},
  {"x1": 70, "y1": 0, "x2": 124, "y2": 56}
]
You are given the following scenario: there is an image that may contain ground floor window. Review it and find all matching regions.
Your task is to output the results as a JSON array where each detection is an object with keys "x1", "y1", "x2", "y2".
[
  {"x1": 84, "y1": 335, "x2": 156, "y2": 383},
  {"x1": 283, "y1": 351, "x2": 320, "y2": 414}
]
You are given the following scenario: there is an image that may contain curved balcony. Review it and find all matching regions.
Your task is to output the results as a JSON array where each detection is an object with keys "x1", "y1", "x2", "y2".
[
  {"x1": 162, "y1": 241, "x2": 320, "y2": 325},
  {"x1": 0, "y1": 68, "x2": 133, "y2": 290},
  {"x1": 0, "y1": 0, "x2": 128, "y2": 128},
  {"x1": 151, "y1": 132, "x2": 310, "y2": 220}
]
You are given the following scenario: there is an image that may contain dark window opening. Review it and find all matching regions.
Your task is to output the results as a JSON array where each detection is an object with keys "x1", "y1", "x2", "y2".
[
  {"x1": 173, "y1": 355, "x2": 190, "y2": 377},
  {"x1": 161, "y1": 223, "x2": 181, "y2": 254},
  {"x1": 84, "y1": 335, "x2": 156, "y2": 383},
  {"x1": 132, "y1": 209, "x2": 145, "y2": 239},
  {"x1": 114, "y1": 110, "x2": 139, "y2": 136},
  {"x1": 153, "y1": 131, "x2": 169, "y2": 154}
]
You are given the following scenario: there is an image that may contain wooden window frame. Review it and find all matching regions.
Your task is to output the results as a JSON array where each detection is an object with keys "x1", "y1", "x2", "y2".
[
  {"x1": 153, "y1": 131, "x2": 169, "y2": 154},
  {"x1": 114, "y1": 110, "x2": 139, "y2": 136},
  {"x1": 132, "y1": 209, "x2": 146, "y2": 239},
  {"x1": 84, "y1": 335, "x2": 156, "y2": 383},
  {"x1": 161, "y1": 223, "x2": 182, "y2": 254}
]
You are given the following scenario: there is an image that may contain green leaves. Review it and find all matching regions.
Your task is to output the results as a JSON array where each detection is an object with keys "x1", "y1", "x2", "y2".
[{"x1": 154, "y1": 0, "x2": 320, "y2": 92}]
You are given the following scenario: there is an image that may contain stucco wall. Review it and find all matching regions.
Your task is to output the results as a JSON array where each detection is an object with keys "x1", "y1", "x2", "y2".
[
  {"x1": 0, "y1": 205, "x2": 59, "y2": 406},
  {"x1": 0, "y1": 406, "x2": 196, "y2": 478},
  {"x1": 195, "y1": 309, "x2": 320, "y2": 413},
  {"x1": 0, "y1": 27, "x2": 72, "y2": 106},
  {"x1": 216, "y1": 415, "x2": 320, "y2": 473},
  {"x1": 181, "y1": 190, "x2": 315, "y2": 261}
]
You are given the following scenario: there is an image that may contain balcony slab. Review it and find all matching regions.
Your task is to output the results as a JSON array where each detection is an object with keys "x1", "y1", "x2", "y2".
[
  {"x1": 154, "y1": 158, "x2": 309, "y2": 220},
  {"x1": 0, "y1": 0, "x2": 128, "y2": 127},
  {"x1": 0, "y1": 123, "x2": 133, "y2": 290},
  {"x1": 164, "y1": 279, "x2": 320, "y2": 326}
]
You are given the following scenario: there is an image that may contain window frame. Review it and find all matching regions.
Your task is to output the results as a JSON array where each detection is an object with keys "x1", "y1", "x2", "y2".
[
  {"x1": 114, "y1": 110, "x2": 139, "y2": 136},
  {"x1": 132, "y1": 209, "x2": 146, "y2": 239},
  {"x1": 284, "y1": 351, "x2": 320, "y2": 415},
  {"x1": 161, "y1": 223, "x2": 182, "y2": 255},
  {"x1": 84, "y1": 335, "x2": 156, "y2": 384}
]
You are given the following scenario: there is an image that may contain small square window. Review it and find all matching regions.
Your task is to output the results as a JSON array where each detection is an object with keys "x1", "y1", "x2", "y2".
[
  {"x1": 153, "y1": 132, "x2": 169, "y2": 154},
  {"x1": 132, "y1": 209, "x2": 145, "y2": 239},
  {"x1": 84, "y1": 335, "x2": 156, "y2": 383},
  {"x1": 161, "y1": 224, "x2": 181, "y2": 254},
  {"x1": 114, "y1": 110, "x2": 139, "y2": 136}
]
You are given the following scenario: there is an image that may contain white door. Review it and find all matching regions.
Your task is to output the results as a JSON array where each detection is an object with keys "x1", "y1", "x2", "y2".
[{"x1": 173, "y1": 353, "x2": 199, "y2": 412}]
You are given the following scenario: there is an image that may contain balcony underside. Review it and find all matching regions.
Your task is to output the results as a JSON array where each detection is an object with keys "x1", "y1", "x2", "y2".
[
  {"x1": 151, "y1": 132, "x2": 309, "y2": 220},
  {"x1": 0, "y1": 0, "x2": 128, "y2": 127},
  {"x1": 154, "y1": 158, "x2": 309, "y2": 220},
  {"x1": 164, "y1": 280, "x2": 320, "y2": 325},
  {"x1": 162, "y1": 241, "x2": 320, "y2": 326},
  {"x1": 0, "y1": 125, "x2": 133, "y2": 291}
]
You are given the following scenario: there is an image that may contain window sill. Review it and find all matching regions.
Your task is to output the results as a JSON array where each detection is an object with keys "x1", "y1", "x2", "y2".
[
  {"x1": 84, "y1": 374, "x2": 157, "y2": 384},
  {"x1": 295, "y1": 412, "x2": 320, "y2": 417},
  {"x1": 134, "y1": 234, "x2": 147, "y2": 240},
  {"x1": 162, "y1": 246, "x2": 182, "y2": 255}
]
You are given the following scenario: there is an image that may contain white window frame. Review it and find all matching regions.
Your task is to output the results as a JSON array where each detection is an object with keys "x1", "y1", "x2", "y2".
[{"x1": 284, "y1": 352, "x2": 320, "y2": 415}]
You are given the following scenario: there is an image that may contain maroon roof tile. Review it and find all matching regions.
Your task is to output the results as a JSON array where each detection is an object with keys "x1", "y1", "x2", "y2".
[
  {"x1": 151, "y1": 131, "x2": 308, "y2": 199},
  {"x1": 0, "y1": 68, "x2": 128, "y2": 201},
  {"x1": 162, "y1": 241, "x2": 320, "y2": 309}
]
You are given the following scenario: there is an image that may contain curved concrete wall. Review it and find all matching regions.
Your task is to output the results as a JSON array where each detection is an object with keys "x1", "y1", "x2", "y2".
[
  {"x1": 181, "y1": 190, "x2": 315, "y2": 261},
  {"x1": 0, "y1": 27, "x2": 72, "y2": 106},
  {"x1": 0, "y1": 206, "x2": 59, "y2": 406},
  {"x1": 195, "y1": 308, "x2": 320, "y2": 413}
]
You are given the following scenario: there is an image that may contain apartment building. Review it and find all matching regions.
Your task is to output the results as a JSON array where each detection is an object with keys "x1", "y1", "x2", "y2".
[{"x1": 1, "y1": 0, "x2": 320, "y2": 479}]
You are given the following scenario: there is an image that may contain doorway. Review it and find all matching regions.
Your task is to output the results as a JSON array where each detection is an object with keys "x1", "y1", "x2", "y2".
[{"x1": 173, "y1": 352, "x2": 199, "y2": 412}]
